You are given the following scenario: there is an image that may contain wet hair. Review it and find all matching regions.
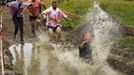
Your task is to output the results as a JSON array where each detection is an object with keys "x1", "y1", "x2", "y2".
[{"x1": 82, "y1": 32, "x2": 91, "y2": 40}]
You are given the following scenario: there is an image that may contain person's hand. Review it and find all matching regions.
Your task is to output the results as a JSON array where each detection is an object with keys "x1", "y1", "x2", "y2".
[
  {"x1": 80, "y1": 40, "x2": 88, "y2": 48},
  {"x1": 57, "y1": 24, "x2": 62, "y2": 27},
  {"x1": 82, "y1": 40, "x2": 88, "y2": 45}
]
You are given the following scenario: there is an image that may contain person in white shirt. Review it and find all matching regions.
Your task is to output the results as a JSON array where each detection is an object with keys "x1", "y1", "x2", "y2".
[
  {"x1": 7, "y1": 0, "x2": 27, "y2": 44},
  {"x1": 42, "y1": 1, "x2": 70, "y2": 41}
]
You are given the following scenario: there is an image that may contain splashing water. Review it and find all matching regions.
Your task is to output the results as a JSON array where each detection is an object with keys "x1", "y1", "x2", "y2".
[
  {"x1": 82, "y1": 2, "x2": 121, "y2": 64},
  {"x1": 9, "y1": 43, "x2": 33, "y2": 75},
  {"x1": 8, "y1": 2, "x2": 125, "y2": 75}
]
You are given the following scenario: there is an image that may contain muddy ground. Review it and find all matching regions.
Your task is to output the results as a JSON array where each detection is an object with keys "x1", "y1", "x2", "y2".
[{"x1": 107, "y1": 42, "x2": 134, "y2": 75}]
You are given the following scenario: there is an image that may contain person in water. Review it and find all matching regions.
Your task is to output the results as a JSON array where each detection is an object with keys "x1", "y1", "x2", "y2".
[
  {"x1": 27, "y1": 0, "x2": 45, "y2": 37},
  {"x1": 7, "y1": 0, "x2": 27, "y2": 44},
  {"x1": 79, "y1": 32, "x2": 92, "y2": 61},
  {"x1": 42, "y1": 1, "x2": 71, "y2": 41}
]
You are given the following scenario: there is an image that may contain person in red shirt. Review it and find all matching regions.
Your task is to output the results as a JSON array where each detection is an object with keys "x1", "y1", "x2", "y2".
[{"x1": 27, "y1": 0, "x2": 44, "y2": 37}]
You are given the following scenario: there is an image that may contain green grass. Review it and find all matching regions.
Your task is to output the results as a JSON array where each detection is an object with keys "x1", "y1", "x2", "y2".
[
  {"x1": 121, "y1": 37, "x2": 134, "y2": 48},
  {"x1": 100, "y1": 0, "x2": 134, "y2": 27},
  {"x1": 58, "y1": 0, "x2": 92, "y2": 30}
]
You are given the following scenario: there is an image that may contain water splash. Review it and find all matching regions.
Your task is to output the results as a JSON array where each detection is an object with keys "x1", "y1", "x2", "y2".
[
  {"x1": 82, "y1": 2, "x2": 121, "y2": 64},
  {"x1": 79, "y1": 2, "x2": 123, "y2": 75}
]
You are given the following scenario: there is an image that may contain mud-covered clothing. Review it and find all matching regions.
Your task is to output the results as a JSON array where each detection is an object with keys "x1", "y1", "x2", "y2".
[
  {"x1": 43, "y1": 6, "x2": 67, "y2": 27},
  {"x1": 7, "y1": 1, "x2": 27, "y2": 17},
  {"x1": 28, "y1": 0, "x2": 42, "y2": 16},
  {"x1": 27, "y1": 0, "x2": 43, "y2": 36},
  {"x1": 28, "y1": 0, "x2": 41, "y2": 20},
  {"x1": 7, "y1": 1, "x2": 27, "y2": 42},
  {"x1": 79, "y1": 43, "x2": 92, "y2": 58}
]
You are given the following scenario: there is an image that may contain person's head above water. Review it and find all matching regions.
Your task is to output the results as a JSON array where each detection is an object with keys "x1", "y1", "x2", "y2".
[
  {"x1": 52, "y1": 1, "x2": 57, "y2": 10},
  {"x1": 83, "y1": 32, "x2": 91, "y2": 42}
]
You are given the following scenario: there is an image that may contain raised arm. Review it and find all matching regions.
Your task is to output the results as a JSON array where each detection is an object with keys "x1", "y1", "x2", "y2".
[{"x1": 6, "y1": 1, "x2": 16, "y2": 7}]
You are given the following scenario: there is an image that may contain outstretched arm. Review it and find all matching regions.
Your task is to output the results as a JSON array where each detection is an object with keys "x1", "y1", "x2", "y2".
[
  {"x1": 61, "y1": 10, "x2": 72, "y2": 21},
  {"x1": 64, "y1": 17, "x2": 72, "y2": 21},
  {"x1": 79, "y1": 40, "x2": 88, "y2": 48}
]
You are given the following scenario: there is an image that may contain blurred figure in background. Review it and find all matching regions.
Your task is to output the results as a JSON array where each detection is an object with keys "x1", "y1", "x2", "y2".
[
  {"x1": 27, "y1": 0, "x2": 45, "y2": 37},
  {"x1": 7, "y1": 0, "x2": 27, "y2": 44}
]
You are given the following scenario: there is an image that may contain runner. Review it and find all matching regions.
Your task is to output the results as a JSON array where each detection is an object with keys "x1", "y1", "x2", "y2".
[
  {"x1": 27, "y1": 0, "x2": 45, "y2": 37},
  {"x1": 42, "y1": 1, "x2": 71, "y2": 41},
  {"x1": 7, "y1": 0, "x2": 27, "y2": 44}
]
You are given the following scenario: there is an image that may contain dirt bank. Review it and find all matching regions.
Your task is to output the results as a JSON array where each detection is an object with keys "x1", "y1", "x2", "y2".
[{"x1": 107, "y1": 45, "x2": 134, "y2": 75}]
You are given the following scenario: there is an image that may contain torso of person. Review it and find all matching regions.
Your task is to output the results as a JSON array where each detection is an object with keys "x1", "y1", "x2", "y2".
[
  {"x1": 8, "y1": 1, "x2": 26, "y2": 17},
  {"x1": 28, "y1": 0, "x2": 41, "y2": 16},
  {"x1": 46, "y1": 7, "x2": 65, "y2": 27}
]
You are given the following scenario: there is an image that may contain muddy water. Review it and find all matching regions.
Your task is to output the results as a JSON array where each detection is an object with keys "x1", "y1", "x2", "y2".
[
  {"x1": 8, "y1": 37, "x2": 125, "y2": 75},
  {"x1": 9, "y1": 43, "x2": 33, "y2": 75}
]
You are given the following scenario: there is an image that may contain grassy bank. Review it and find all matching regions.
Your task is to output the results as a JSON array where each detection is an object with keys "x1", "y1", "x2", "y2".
[
  {"x1": 100, "y1": 0, "x2": 134, "y2": 27},
  {"x1": 121, "y1": 36, "x2": 134, "y2": 48}
]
